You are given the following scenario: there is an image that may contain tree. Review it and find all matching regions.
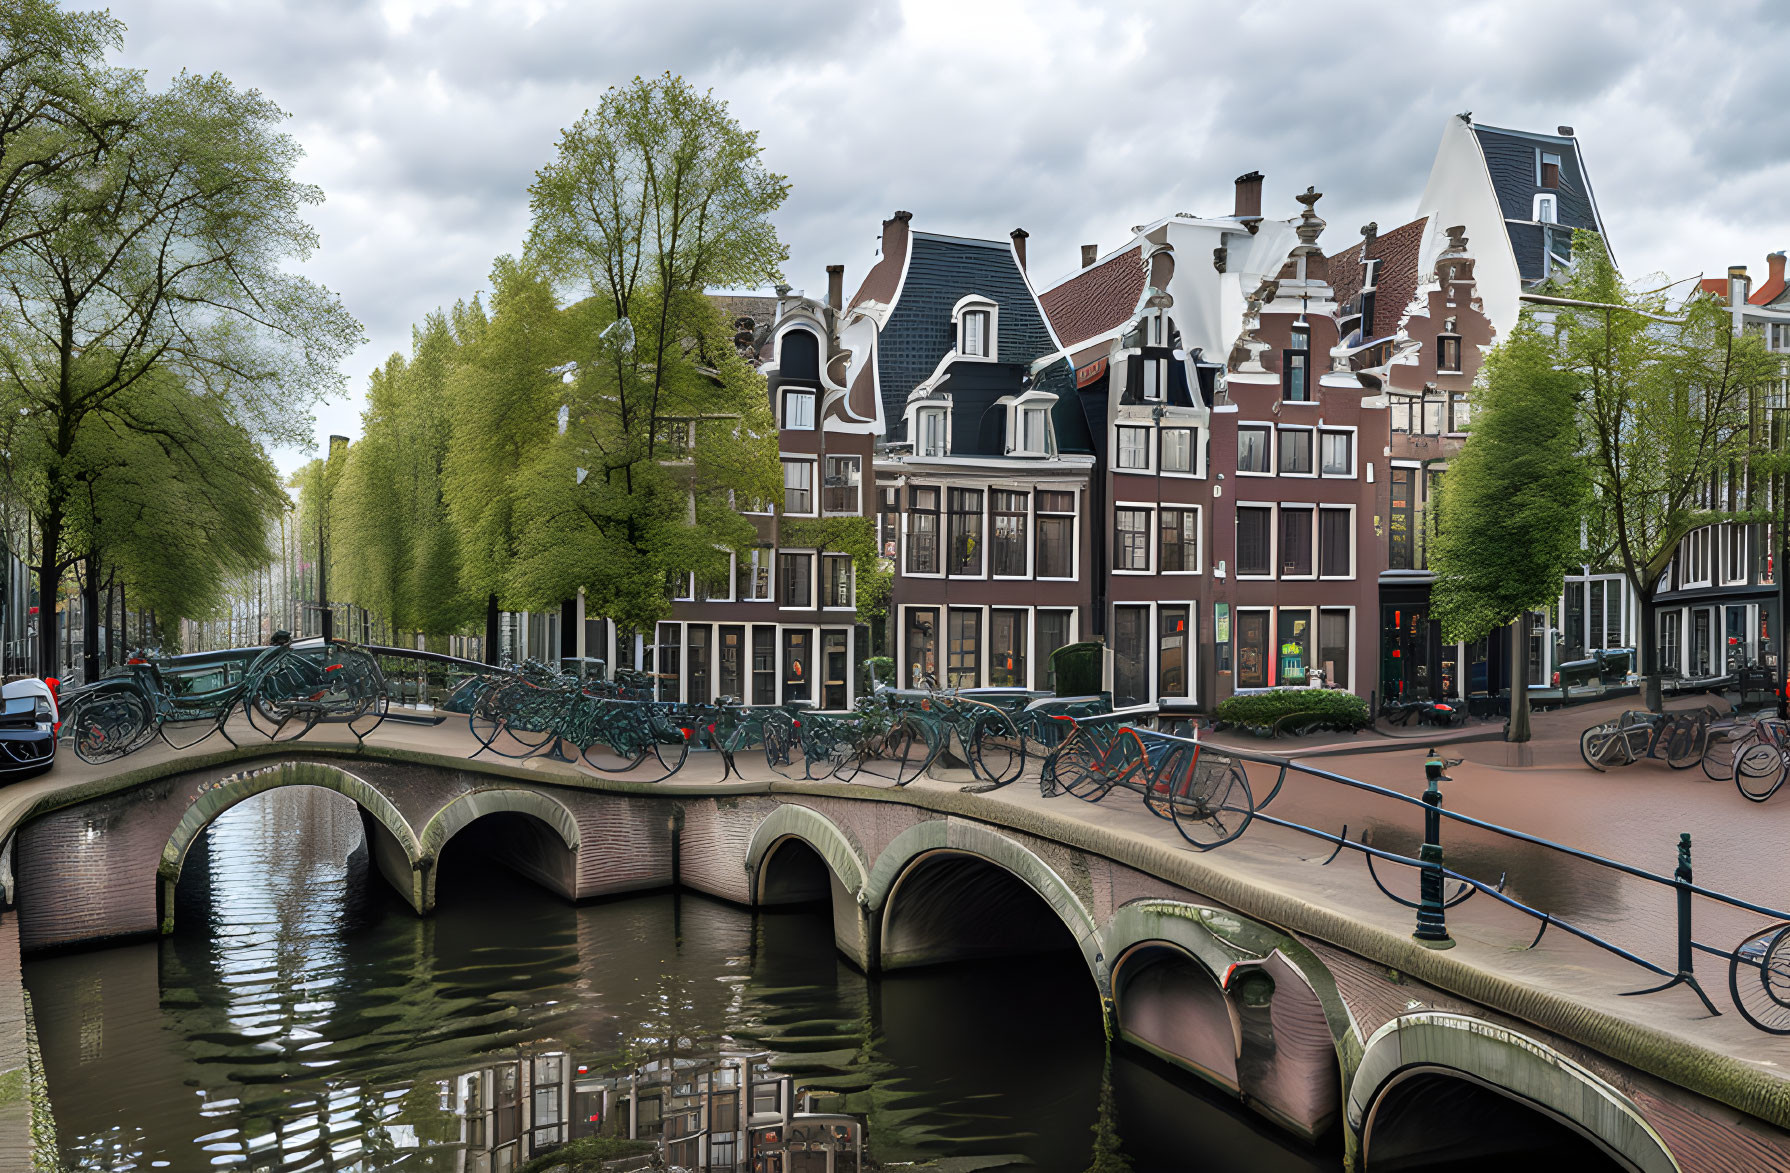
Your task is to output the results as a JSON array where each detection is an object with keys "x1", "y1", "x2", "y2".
[
  {"x1": 512, "y1": 73, "x2": 786, "y2": 635},
  {"x1": 1543, "y1": 230, "x2": 1780, "y2": 709},
  {"x1": 0, "y1": 66, "x2": 362, "y2": 674},
  {"x1": 1431, "y1": 318, "x2": 1589, "y2": 741}
]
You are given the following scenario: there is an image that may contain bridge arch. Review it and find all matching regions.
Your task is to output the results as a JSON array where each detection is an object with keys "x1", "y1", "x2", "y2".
[
  {"x1": 157, "y1": 760, "x2": 424, "y2": 933},
  {"x1": 866, "y1": 819, "x2": 1100, "y2": 976},
  {"x1": 1349, "y1": 1012, "x2": 1680, "y2": 1173},
  {"x1": 744, "y1": 804, "x2": 868, "y2": 904},
  {"x1": 1104, "y1": 900, "x2": 1351, "y2": 1142},
  {"x1": 419, "y1": 787, "x2": 582, "y2": 910}
]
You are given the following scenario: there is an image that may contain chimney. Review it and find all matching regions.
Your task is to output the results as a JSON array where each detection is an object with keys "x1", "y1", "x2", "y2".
[
  {"x1": 1233, "y1": 171, "x2": 1264, "y2": 221},
  {"x1": 1081, "y1": 244, "x2": 1099, "y2": 269},
  {"x1": 1557, "y1": 125, "x2": 1574, "y2": 137},
  {"x1": 1768, "y1": 252, "x2": 1786, "y2": 295},
  {"x1": 1730, "y1": 265, "x2": 1751, "y2": 306},
  {"x1": 1009, "y1": 228, "x2": 1029, "y2": 271},
  {"x1": 825, "y1": 264, "x2": 844, "y2": 312},
  {"x1": 1361, "y1": 222, "x2": 1378, "y2": 247}
]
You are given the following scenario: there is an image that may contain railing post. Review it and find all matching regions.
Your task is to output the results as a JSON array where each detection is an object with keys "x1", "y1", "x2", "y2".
[
  {"x1": 1674, "y1": 832, "x2": 1695, "y2": 977},
  {"x1": 1413, "y1": 747, "x2": 1455, "y2": 949}
]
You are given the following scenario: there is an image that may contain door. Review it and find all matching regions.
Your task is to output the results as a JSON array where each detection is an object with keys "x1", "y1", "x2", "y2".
[
  {"x1": 1237, "y1": 611, "x2": 1270, "y2": 689},
  {"x1": 718, "y1": 625, "x2": 744, "y2": 701},
  {"x1": 783, "y1": 629, "x2": 811, "y2": 703},
  {"x1": 1726, "y1": 605, "x2": 1750, "y2": 672},
  {"x1": 822, "y1": 630, "x2": 848, "y2": 709},
  {"x1": 1693, "y1": 608, "x2": 1713, "y2": 677}
]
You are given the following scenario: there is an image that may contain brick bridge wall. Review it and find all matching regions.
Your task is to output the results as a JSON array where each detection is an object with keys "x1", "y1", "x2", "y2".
[{"x1": 4, "y1": 753, "x2": 1787, "y2": 1171}]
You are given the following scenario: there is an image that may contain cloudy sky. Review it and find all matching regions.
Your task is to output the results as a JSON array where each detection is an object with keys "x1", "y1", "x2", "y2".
[{"x1": 101, "y1": 0, "x2": 1790, "y2": 472}]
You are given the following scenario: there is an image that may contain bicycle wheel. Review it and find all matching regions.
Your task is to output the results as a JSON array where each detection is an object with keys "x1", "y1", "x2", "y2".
[
  {"x1": 1053, "y1": 730, "x2": 1114, "y2": 801},
  {"x1": 967, "y1": 708, "x2": 1025, "y2": 788},
  {"x1": 1665, "y1": 719, "x2": 1702, "y2": 770},
  {"x1": 1735, "y1": 740, "x2": 1785, "y2": 802},
  {"x1": 1730, "y1": 922, "x2": 1790, "y2": 1034},
  {"x1": 1168, "y1": 753, "x2": 1255, "y2": 850},
  {"x1": 762, "y1": 720, "x2": 791, "y2": 776},
  {"x1": 1579, "y1": 724, "x2": 1622, "y2": 771},
  {"x1": 1703, "y1": 730, "x2": 1739, "y2": 781},
  {"x1": 883, "y1": 714, "x2": 934, "y2": 786},
  {"x1": 68, "y1": 690, "x2": 153, "y2": 764}
]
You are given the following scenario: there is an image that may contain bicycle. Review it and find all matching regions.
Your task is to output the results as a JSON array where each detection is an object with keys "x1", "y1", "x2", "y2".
[
  {"x1": 1716, "y1": 716, "x2": 1790, "y2": 802},
  {"x1": 1579, "y1": 707, "x2": 1719, "y2": 773},
  {"x1": 1041, "y1": 716, "x2": 1253, "y2": 849},
  {"x1": 879, "y1": 671, "x2": 1025, "y2": 788}
]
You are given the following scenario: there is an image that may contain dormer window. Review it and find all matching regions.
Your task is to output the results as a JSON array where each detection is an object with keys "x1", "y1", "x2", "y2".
[
  {"x1": 962, "y1": 310, "x2": 989, "y2": 356},
  {"x1": 1538, "y1": 151, "x2": 1561, "y2": 189},
  {"x1": 953, "y1": 295, "x2": 999, "y2": 361},
  {"x1": 1000, "y1": 388, "x2": 1058, "y2": 457},
  {"x1": 1019, "y1": 406, "x2": 1049, "y2": 454},
  {"x1": 1534, "y1": 194, "x2": 1556, "y2": 223},
  {"x1": 917, "y1": 405, "x2": 950, "y2": 457}
]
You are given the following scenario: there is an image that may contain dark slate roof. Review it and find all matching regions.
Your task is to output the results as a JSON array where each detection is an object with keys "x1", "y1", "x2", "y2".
[
  {"x1": 1471, "y1": 125, "x2": 1605, "y2": 283},
  {"x1": 877, "y1": 232, "x2": 1058, "y2": 434}
]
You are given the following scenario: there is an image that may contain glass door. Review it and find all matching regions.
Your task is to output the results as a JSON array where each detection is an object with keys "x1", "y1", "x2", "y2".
[
  {"x1": 822, "y1": 629, "x2": 848, "y2": 709},
  {"x1": 1237, "y1": 610, "x2": 1270, "y2": 689}
]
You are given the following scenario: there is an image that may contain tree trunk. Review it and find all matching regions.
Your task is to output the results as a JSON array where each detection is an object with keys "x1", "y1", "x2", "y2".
[
  {"x1": 35, "y1": 516, "x2": 60, "y2": 681},
  {"x1": 1508, "y1": 611, "x2": 1532, "y2": 743},
  {"x1": 81, "y1": 555, "x2": 100, "y2": 685},
  {"x1": 1639, "y1": 590, "x2": 1661, "y2": 712},
  {"x1": 484, "y1": 593, "x2": 500, "y2": 665}
]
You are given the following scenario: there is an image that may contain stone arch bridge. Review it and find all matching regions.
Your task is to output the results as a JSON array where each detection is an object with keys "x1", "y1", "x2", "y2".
[{"x1": 1, "y1": 746, "x2": 1787, "y2": 1173}]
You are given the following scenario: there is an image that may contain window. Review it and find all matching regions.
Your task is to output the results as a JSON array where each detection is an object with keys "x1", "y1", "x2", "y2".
[
  {"x1": 718, "y1": 626, "x2": 743, "y2": 701},
  {"x1": 905, "y1": 608, "x2": 938, "y2": 688},
  {"x1": 961, "y1": 309, "x2": 991, "y2": 357},
  {"x1": 823, "y1": 455, "x2": 860, "y2": 514},
  {"x1": 947, "y1": 488, "x2": 983, "y2": 575},
  {"x1": 783, "y1": 629, "x2": 810, "y2": 702},
  {"x1": 1159, "y1": 605, "x2": 1190, "y2": 698},
  {"x1": 1278, "y1": 428, "x2": 1313, "y2": 475},
  {"x1": 821, "y1": 555, "x2": 852, "y2": 607},
  {"x1": 907, "y1": 487, "x2": 940, "y2": 574},
  {"x1": 1283, "y1": 325, "x2": 1310, "y2": 402},
  {"x1": 1036, "y1": 491, "x2": 1075, "y2": 577},
  {"x1": 1362, "y1": 257, "x2": 1382, "y2": 289},
  {"x1": 1319, "y1": 609, "x2": 1350, "y2": 690},
  {"x1": 1539, "y1": 151, "x2": 1561, "y2": 189},
  {"x1": 782, "y1": 389, "x2": 815, "y2": 430},
  {"x1": 782, "y1": 460, "x2": 813, "y2": 514},
  {"x1": 878, "y1": 487, "x2": 900, "y2": 558},
  {"x1": 992, "y1": 491, "x2": 1028, "y2": 576},
  {"x1": 1278, "y1": 609, "x2": 1312, "y2": 687},
  {"x1": 1236, "y1": 507, "x2": 1272, "y2": 576},
  {"x1": 1141, "y1": 358, "x2": 1166, "y2": 402},
  {"x1": 1237, "y1": 427, "x2": 1271, "y2": 473},
  {"x1": 1160, "y1": 508, "x2": 1197, "y2": 572},
  {"x1": 946, "y1": 609, "x2": 980, "y2": 688},
  {"x1": 751, "y1": 626, "x2": 776, "y2": 704},
  {"x1": 687, "y1": 625, "x2": 710, "y2": 702},
  {"x1": 1017, "y1": 406, "x2": 1050, "y2": 454},
  {"x1": 1320, "y1": 430, "x2": 1352, "y2": 476},
  {"x1": 1161, "y1": 427, "x2": 1195, "y2": 474},
  {"x1": 1113, "y1": 605, "x2": 1149, "y2": 708},
  {"x1": 738, "y1": 545, "x2": 773, "y2": 600},
  {"x1": 1236, "y1": 610, "x2": 1270, "y2": 689},
  {"x1": 1534, "y1": 194, "x2": 1556, "y2": 223},
  {"x1": 1438, "y1": 335, "x2": 1461, "y2": 372},
  {"x1": 1280, "y1": 508, "x2": 1314, "y2": 576},
  {"x1": 1036, "y1": 610, "x2": 1073, "y2": 691},
  {"x1": 777, "y1": 552, "x2": 812, "y2": 607},
  {"x1": 657, "y1": 623, "x2": 680, "y2": 701},
  {"x1": 1117, "y1": 426, "x2": 1150, "y2": 469},
  {"x1": 1723, "y1": 526, "x2": 1748, "y2": 584},
  {"x1": 917, "y1": 406, "x2": 949, "y2": 457},
  {"x1": 1319, "y1": 507, "x2": 1352, "y2": 577},
  {"x1": 1449, "y1": 393, "x2": 1471, "y2": 433},
  {"x1": 1422, "y1": 391, "x2": 1445, "y2": 436},
  {"x1": 990, "y1": 609, "x2": 1027, "y2": 688},
  {"x1": 1115, "y1": 508, "x2": 1151, "y2": 570}
]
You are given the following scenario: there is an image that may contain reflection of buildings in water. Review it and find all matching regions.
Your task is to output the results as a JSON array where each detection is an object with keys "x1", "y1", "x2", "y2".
[{"x1": 453, "y1": 1046, "x2": 864, "y2": 1173}]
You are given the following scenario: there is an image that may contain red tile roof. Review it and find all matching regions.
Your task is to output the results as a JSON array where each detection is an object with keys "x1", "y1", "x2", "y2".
[
  {"x1": 1038, "y1": 248, "x2": 1146, "y2": 348},
  {"x1": 1699, "y1": 277, "x2": 1730, "y2": 303},
  {"x1": 1328, "y1": 217, "x2": 1428, "y2": 342}
]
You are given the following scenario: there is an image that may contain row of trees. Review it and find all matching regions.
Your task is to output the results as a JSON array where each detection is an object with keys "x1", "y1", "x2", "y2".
[
  {"x1": 1433, "y1": 230, "x2": 1784, "y2": 738},
  {"x1": 0, "y1": 1, "x2": 361, "y2": 678},
  {"x1": 307, "y1": 75, "x2": 789, "y2": 658}
]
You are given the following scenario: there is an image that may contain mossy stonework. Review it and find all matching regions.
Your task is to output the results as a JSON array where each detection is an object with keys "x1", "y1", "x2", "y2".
[{"x1": 1, "y1": 743, "x2": 1782, "y2": 1171}]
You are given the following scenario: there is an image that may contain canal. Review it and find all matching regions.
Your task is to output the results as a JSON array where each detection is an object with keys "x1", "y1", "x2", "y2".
[{"x1": 24, "y1": 786, "x2": 1340, "y2": 1171}]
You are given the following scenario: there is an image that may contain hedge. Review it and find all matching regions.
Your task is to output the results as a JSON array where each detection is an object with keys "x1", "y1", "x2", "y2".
[
  {"x1": 1215, "y1": 688, "x2": 1369, "y2": 732},
  {"x1": 1051, "y1": 641, "x2": 1105, "y2": 697}
]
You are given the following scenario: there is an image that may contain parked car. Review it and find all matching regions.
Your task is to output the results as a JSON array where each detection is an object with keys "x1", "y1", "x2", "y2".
[{"x1": 0, "y1": 677, "x2": 57, "y2": 780}]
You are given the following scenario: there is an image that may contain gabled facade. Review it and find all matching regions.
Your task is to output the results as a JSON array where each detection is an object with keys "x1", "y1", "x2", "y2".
[{"x1": 844, "y1": 214, "x2": 1095, "y2": 692}]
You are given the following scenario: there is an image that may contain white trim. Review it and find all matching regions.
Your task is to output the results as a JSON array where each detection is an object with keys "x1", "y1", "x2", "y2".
[
  {"x1": 1317, "y1": 503, "x2": 1357, "y2": 580},
  {"x1": 951, "y1": 293, "x2": 1000, "y2": 362},
  {"x1": 780, "y1": 456, "x2": 818, "y2": 517},
  {"x1": 1236, "y1": 423, "x2": 1274, "y2": 476},
  {"x1": 1276, "y1": 424, "x2": 1318, "y2": 478},
  {"x1": 1318, "y1": 425, "x2": 1358, "y2": 478},
  {"x1": 1113, "y1": 500, "x2": 1155, "y2": 574}
]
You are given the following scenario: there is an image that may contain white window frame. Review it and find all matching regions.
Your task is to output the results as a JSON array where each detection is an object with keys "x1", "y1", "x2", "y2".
[
  {"x1": 1532, "y1": 193, "x2": 1557, "y2": 223},
  {"x1": 915, "y1": 404, "x2": 951, "y2": 457},
  {"x1": 780, "y1": 457, "x2": 816, "y2": 517},
  {"x1": 744, "y1": 547, "x2": 774, "y2": 601},
  {"x1": 999, "y1": 389, "x2": 1058, "y2": 457},
  {"x1": 1235, "y1": 501, "x2": 1276, "y2": 581},
  {"x1": 990, "y1": 488, "x2": 1032, "y2": 579},
  {"x1": 776, "y1": 548, "x2": 817, "y2": 611},
  {"x1": 1318, "y1": 427, "x2": 1356, "y2": 478},
  {"x1": 822, "y1": 454, "x2": 862, "y2": 516},
  {"x1": 1141, "y1": 356, "x2": 1167, "y2": 402},
  {"x1": 1317, "y1": 504, "x2": 1356, "y2": 581},
  {"x1": 1115, "y1": 425, "x2": 1152, "y2": 471},
  {"x1": 699, "y1": 551, "x2": 737, "y2": 603},
  {"x1": 1277, "y1": 502, "x2": 1318, "y2": 580},
  {"x1": 904, "y1": 484, "x2": 945, "y2": 580},
  {"x1": 951, "y1": 295, "x2": 1000, "y2": 362},
  {"x1": 1720, "y1": 524, "x2": 1750, "y2": 587},
  {"x1": 781, "y1": 387, "x2": 817, "y2": 431},
  {"x1": 1113, "y1": 502, "x2": 1154, "y2": 574},
  {"x1": 1236, "y1": 425, "x2": 1273, "y2": 476},
  {"x1": 1034, "y1": 489, "x2": 1080, "y2": 582},
  {"x1": 1159, "y1": 424, "x2": 1201, "y2": 478},
  {"x1": 1538, "y1": 150, "x2": 1562, "y2": 188},
  {"x1": 819, "y1": 552, "x2": 855, "y2": 611},
  {"x1": 1158, "y1": 503, "x2": 1202, "y2": 575},
  {"x1": 1276, "y1": 425, "x2": 1317, "y2": 478}
]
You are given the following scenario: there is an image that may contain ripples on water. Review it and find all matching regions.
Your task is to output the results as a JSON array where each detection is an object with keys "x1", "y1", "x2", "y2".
[{"x1": 25, "y1": 785, "x2": 1338, "y2": 1172}]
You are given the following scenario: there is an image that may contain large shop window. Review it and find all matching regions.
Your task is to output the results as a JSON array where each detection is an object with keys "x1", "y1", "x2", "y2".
[
  {"x1": 782, "y1": 629, "x2": 811, "y2": 702},
  {"x1": 1279, "y1": 508, "x2": 1314, "y2": 577},
  {"x1": 1036, "y1": 492, "x2": 1075, "y2": 577},
  {"x1": 906, "y1": 608, "x2": 939, "y2": 688},
  {"x1": 1277, "y1": 609, "x2": 1312, "y2": 687},
  {"x1": 718, "y1": 625, "x2": 744, "y2": 701},
  {"x1": 990, "y1": 608, "x2": 1027, "y2": 688},
  {"x1": 1113, "y1": 605, "x2": 1150, "y2": 708},
  {"x1": 687, "y1": 625, "x2": 710, "y2": 703},
  {"x1": 1319, "y1": 507, "x2": 1352, "y2": 577},
  {"x1": 751, "y1": 625, "x2": 776, "y2": 705},
  {"x1": 1036, "y1": 610, "x2": 1073, "y2": 691},
  {"x1": 907, "y1": 488, "x2": 940, "y2": 574},
  {"x1": 778, "y1": 552, "x2": 812, "y2": 607},
  {"x1": 1160, "y1": 508, "x2": 1197, "y2": 572},
  {"x1": 1115, "y1": 508, "x2": 1151, "y2": 570},
  {"x1": 947, "y1": 609, "x2": 981, "y2": 689},
  {"x1": 823, "y1": 455, "x2": 861, "y2": 514},
  {"x1": 1236, "y1": 507, "x2": 1272, "y2": 576},
  {"x1": 1159, "y1": 605, "x2": 1190, "y2": 698},
  {"x1": 948, "y1": 488, "x2": 984, "y2": 576},
  {"x1": 1318, "y1": 609, "x2": 1350, "y2": 690},
  {"x1": 992, "y1": 491, "x2": 1029, "y2": 575},
  {"x1": 1236, "y1": 610, "x2": 1270, "y2": 689}
]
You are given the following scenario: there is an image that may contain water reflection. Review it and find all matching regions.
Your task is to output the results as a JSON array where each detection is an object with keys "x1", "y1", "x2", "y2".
[{"x1": 26, "y1": 785, "x2": 1336, "y2": 1172}]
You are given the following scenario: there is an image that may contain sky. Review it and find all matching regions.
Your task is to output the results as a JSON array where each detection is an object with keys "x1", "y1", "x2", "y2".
[{"x1": 99, "y1": 0, "x2": 1790, "y2": 473}]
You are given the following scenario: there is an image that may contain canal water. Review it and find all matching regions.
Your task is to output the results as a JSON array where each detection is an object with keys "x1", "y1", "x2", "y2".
[{"x1": 24, "y1": 786, "x2": 1339, "y2": 1171}]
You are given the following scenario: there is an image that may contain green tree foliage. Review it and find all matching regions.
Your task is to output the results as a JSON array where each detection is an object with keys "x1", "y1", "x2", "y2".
[
  {"x1": 504, "y1": 73, "x2": 787, "y2": 633},
  {"x1": 0, "y1": 55, "x2": 362, "y2": 673}
]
